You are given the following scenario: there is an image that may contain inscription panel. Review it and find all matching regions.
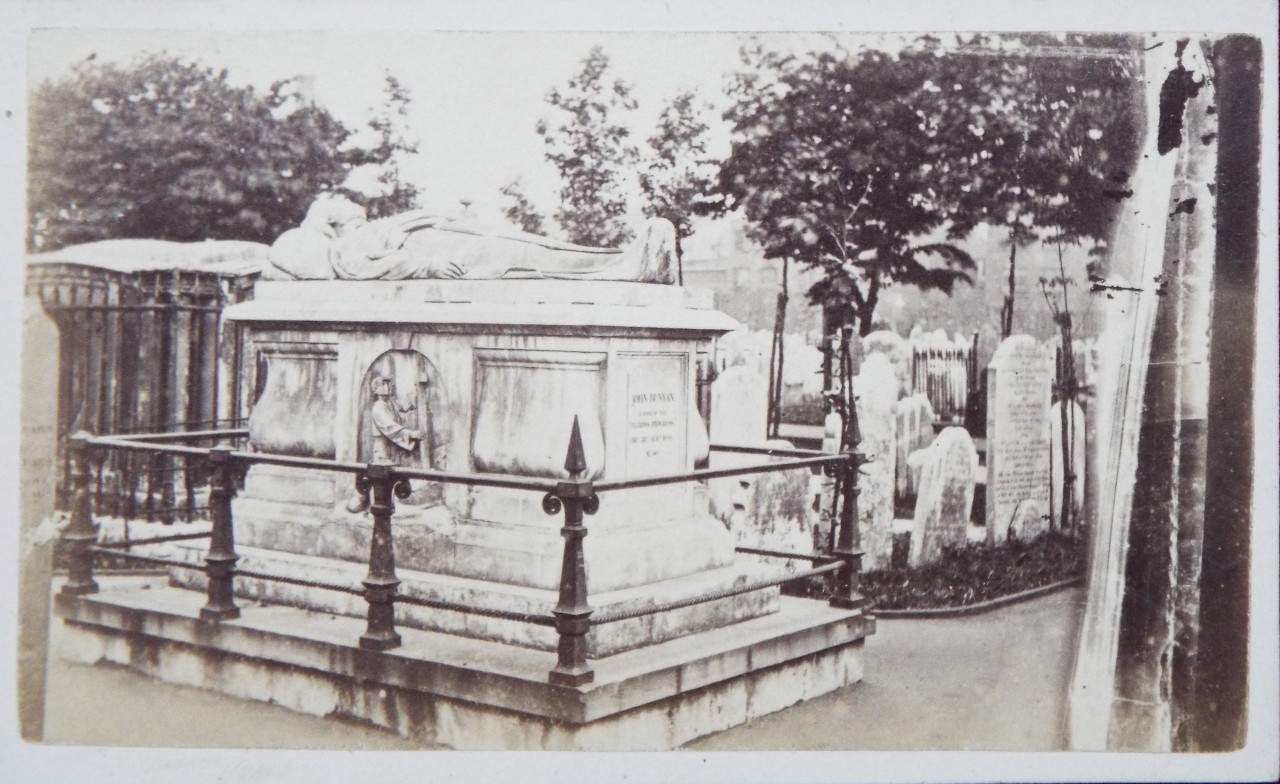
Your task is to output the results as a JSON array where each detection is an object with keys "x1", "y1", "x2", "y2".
[{"x1": 620, "y1": 354, "x2": 687, "y2": 477}]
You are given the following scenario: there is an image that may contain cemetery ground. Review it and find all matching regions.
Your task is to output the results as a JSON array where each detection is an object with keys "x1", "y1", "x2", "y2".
[{"x1": 41, "y1": 586, "x2": 1085, "y2": 751}]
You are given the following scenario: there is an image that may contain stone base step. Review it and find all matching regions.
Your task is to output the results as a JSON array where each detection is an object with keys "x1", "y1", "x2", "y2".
[
  {"x1": 147, "y1": 541, "x2": 782, "y2": 657},
  {"x1": 54, "y1": 575, "x2": 873, "y2": 750}
]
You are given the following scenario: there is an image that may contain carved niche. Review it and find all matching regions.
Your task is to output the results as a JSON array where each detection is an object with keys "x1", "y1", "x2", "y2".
[{"x1": 354, "y1": 350, "x2": 447, "y2": 508}]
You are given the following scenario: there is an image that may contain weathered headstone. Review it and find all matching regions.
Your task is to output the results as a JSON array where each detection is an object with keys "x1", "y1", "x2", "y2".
[
  {"x1": 862, "y1": 330, "x2": 910, "y2": 399},
  {"x1": 895, "y1": 393, "x2": 936, "y2": 505},
  {"x1": 782, "y1": 337, "x2": 826, "y2": 395},
  {"x1": 717, "y1": 328, "x2": 773, "y2": 379},
  {"x1": 719, "y1": 439, "x2": 820, "y2": 555},
  {"x1": 710, "y1": 363, "x2": 768, "y2": 445},
  {"x1": 985, "y1": 335, "x2": 1052, "y2": 544},
  {"x1": 1050, "y1": 399, "x2": 1087, "y2": 532},
  {"x1": 852, "y1": 352, "x2": 897, "y2": 570},
  {"x1": 19, "y1": 298, "x2": 59, "y2": 741},
  {"x1": 908, "y1": 427, "x2": 978, "y2": 567},
  {"x1": 1010, "y1": 498, "x2": 1049, "y2": 541}
]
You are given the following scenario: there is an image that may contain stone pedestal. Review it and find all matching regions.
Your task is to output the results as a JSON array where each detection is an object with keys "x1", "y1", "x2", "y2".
[{"x1": 217, "y1": 280, "x2": 771, "y2": 653}]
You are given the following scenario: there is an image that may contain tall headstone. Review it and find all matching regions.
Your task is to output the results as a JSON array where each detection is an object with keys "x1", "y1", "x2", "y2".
[
  {"x1": 862, "y1": 330, "x2": 910, "y2": 399},
  {"x1": 985, "y1": 335, "x2": 1052, "y2": 545},
  {"x1": 908, "y1": 427, "x2": 978, "y2": 567},
  {"x1": 853, "y1": 352, "x2": 897, "y2": 570},
  {"x1": 710, "y1": 364, "x2": 768, "y2": 445},
  {"x1": 894, "y1": 393, "x2": 936, "y2": 505},
  {"x1": 19, "y1": 298, "x2": 59, "y2": 740},
  {"x1": 1050, "y1": 399, "x2": 1087, "y2": 532}
]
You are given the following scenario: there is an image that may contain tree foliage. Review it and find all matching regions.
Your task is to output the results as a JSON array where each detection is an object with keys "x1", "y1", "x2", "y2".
[
  {"x1": 535, "y1": 46, "x2": 637, "y2": 247},
  {"x1": 706, "y1": 36, "x2": 1141, "y2": 336},
  {"x1": 706, "y1": 39, "x2": 982, "y2": 335},
  {"x1": 638, "y1": 89, "x2": 717, "y2": 262},
  {"x1": 499, "y1": 177, "x2": 547, "y2": 234},
  {"x1": 934, "y1": 34, "x2": 1142, "y2": 335},
  {"x1": 27, "y1": 54, "x2": 369, "y2": 250},
  {"x1": 354, "y1": 73, "x2": 422, "y2": 220}
]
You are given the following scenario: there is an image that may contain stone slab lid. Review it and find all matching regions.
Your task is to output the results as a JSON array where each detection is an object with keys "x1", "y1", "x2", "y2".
[
  {"x1": 26, "y1": 239, "x2": 269, "y2": 276},
  {"x1": 226, "y1": 279, "x2": 742, "y2": 335}
]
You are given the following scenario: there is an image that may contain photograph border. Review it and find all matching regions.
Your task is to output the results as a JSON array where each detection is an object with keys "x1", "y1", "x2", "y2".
[{"x1": 2, "y1": 1, "x2": 1276, "y2": 781}]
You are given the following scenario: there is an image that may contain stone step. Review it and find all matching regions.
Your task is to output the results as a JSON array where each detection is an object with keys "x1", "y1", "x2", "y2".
[
  {"x1": 55, "y1": 575, "x2": 872, "y2": 750},
  {"x1": 147, "y1": 541, "x2": 783, "y2": 657}
]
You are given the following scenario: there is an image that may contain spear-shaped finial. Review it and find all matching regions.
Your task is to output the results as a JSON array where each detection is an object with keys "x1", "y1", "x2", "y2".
[{"x1": 564, "y1": 415, "x2": 587, "y2": 478}]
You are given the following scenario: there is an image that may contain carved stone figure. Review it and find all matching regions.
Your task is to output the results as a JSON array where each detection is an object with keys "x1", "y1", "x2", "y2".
[
  {"x1": 268, "y1": 195, "x2": 676, "y2": 284},
  {"x1": 346, "y1": 354, "x2": 449, "y2": 514},
  {"x1": 368, "y1": 376, "x2": 424, "y2": 465}
]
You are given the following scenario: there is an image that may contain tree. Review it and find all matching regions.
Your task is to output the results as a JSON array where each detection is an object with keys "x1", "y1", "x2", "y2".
[
  {"x1": 936, "y1": 34, "x2": 1142, "y2": 337},
  {"x1": 27, "y1": 53, "x2": 364, "y2": 250},
  {"x1": 706, "y1": 40, "x2": 979, "y2": 336},
  {"x1": 499, "y1": 177, "x2": 548, "y2": 234},
  {"x1": 535, "y1": 46, "x2": 637, "y2": 247},
  {"x1": 638, "y1": 89, "x2": 718, "y2": 270},
  {"x1": 352, "y1": 72, "x2": 422, "y2": 219}
]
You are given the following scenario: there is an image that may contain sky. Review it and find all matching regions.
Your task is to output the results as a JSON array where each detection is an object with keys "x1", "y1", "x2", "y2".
[{"x1": 28, "y1": 29, "x2": 809, "y2": 225}]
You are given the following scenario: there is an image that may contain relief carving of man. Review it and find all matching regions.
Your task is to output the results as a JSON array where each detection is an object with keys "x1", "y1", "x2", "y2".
[
  {"x1": 368, "y1": 376, "x2": 423, "y2": 465},
  {"x1": 267, "y1": 195, "x2": 675, "y2": 284},
  {"x1": 347, "y1": 375, "x2": 426, "y2": 513}
]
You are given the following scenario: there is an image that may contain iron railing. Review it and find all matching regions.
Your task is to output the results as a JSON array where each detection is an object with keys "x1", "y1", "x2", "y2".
[
  {"x1": 59, "y1": 417, "x2": 867, "y2": 686},
  {"x1": 27, "y1": 265, "x2": 255, "y2": 520}
]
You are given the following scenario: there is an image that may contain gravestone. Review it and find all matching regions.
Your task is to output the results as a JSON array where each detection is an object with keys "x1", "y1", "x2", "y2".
[
  {"x1": 895, "y1": 394, "x2": 936, "y2": 505},
  {"x1": 717, "y1": 328, "x2": 772, "y2": 379},
  {"x1": 985, "y1": 335, "x2": 1052, "y2": 544},
  {"x1": 711, "y1": 364, "x2": 768, "y2": 445},
  {"x1": 1050, "y1": 399, "x2": 1087, "y2": 531},
  {"x1": 853, "y1": 351, "x2": 897, "y2": 570},
  {"x1": 908, "y1": 427, "x2": 978, "y2": 567},
  {"x1": 862, "y1": 330, "x2": 910, "y2": 399},
  {"x1": 1010, "y1": 499, "x2": 1049, "y2": 541},
  {"x1": 715, "y1": 439, "x2": 820, "y2": 556}
]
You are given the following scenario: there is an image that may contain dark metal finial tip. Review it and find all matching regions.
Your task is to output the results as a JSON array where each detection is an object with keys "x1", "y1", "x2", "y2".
[{"x1": 564, "y1": 416, "x2": 587, "y2": 476}]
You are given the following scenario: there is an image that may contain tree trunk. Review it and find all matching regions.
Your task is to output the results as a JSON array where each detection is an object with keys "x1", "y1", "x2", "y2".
[
  {"x1": 1001, "y1": 232, "x2": 1018, "y2": 339},
  {"x1": 858, "y1": 278, "x2": 880, "y2": 337},
  {"x1": 674, "y1": 232, "x2": 684, "y2": 286}
]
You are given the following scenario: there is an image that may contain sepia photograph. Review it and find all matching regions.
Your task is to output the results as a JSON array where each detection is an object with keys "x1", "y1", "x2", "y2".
[{"x1": 4, "y1": 2, "x2": 1277, "y2": 782}]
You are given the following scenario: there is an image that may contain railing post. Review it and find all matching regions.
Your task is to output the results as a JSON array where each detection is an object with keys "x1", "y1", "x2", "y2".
[
  {"x1": 544, "y1": 417, "x2": 599, "y2": 687},
  {"x1": 358, "y1": 464, "x2": 404, "y2": 651},
  {"x1": 829, "y1": 328, "x2": 865, "y2": 610},
  {"x1": 60, "y1": 432, "x2": 98, "y2": 596},
  {"x1": 829, "y1": 449, "x2": 866, "y2": 610},
  {"x1": 200, "y1": 446, "x2": 241, "y2": 621}
]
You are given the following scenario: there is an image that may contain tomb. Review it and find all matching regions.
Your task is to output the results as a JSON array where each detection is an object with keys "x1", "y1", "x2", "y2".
[{"x1": 54, "y1": 210, "x2": 873, "y2": 749}]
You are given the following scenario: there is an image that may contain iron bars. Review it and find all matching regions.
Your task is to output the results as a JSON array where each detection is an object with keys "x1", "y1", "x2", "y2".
[
  {"x1": 541, "y1": 417, "x2": 600, "y2": 687},
  {"x1": 60, "y1": 421, "x2": 864, "y2": 687}
]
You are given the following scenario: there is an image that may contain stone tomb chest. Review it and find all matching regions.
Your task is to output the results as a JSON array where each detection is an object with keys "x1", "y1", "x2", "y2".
[{"x1": 210, "y1": 278, "x2": 776, "y2": 655}]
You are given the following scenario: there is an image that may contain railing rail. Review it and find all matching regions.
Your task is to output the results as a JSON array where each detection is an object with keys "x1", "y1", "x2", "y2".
[{"x1": 61, "y1": 410, "x2": 867, "y2": 685}]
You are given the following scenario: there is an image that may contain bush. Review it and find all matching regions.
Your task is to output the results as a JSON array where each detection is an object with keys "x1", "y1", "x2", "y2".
[{"x1": 861, "y1": 531, "x2": 1084, "y2": 610}]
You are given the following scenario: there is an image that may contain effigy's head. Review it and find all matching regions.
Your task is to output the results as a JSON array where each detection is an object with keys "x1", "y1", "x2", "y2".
[
  {"x1": 370, "y1": 376, "x2": 393, "y2": 397},
  {"x1": 301, "y1": 194, "x2": 368, "y2": 239}
]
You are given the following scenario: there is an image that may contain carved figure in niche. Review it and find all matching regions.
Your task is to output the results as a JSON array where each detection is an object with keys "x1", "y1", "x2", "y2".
[
  {"x1": 267, "y1": 195, "x2": 675, "y2": 284},
  {"x1": 346, "y1": 350, "x2": 446, "y2": 513},
  {"x1": 368, "y1": 376, "x2": 424, "y2": 464}
]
